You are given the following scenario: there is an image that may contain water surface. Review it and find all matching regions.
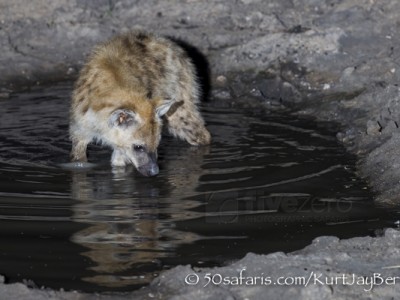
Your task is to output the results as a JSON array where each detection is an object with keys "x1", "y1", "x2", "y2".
[{"x1": 0, "y1": 82, "x2": 397, "y2": 292}]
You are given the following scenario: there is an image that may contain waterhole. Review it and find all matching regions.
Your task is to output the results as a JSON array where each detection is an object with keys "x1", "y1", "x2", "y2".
[{"x1": 0, "y1": 82, "x2": 397, "y2": 292}]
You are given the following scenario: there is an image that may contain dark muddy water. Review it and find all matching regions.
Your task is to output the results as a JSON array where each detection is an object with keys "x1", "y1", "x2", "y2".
[{"x1": 0, "y1": 82, "x2": 397, "y2": 292}]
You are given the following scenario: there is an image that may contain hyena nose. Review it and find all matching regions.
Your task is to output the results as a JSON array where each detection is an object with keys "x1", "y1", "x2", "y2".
[
  {"x1": 148, "y1": 164, "x2": 159, "y2": 177},
  {"x1": 137, "y1": 152, "x2": 159, "y2": 177},
  {"x1": 138, "y1": 162, "x2": 159, "y2": 177}
]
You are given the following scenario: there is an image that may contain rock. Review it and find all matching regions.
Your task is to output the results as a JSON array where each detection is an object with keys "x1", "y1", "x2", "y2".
[
  {"x1": 366, "y1": 120, "x2": 381, "y2": 136},
  {"x1": 215, "y1": 75, "x2": 227, "y2": 86}
]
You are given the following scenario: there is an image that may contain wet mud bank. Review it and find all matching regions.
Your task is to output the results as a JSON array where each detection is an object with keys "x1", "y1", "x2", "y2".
[{"x1": 1, "y1": 0, "x2": 400, "y2": 299}]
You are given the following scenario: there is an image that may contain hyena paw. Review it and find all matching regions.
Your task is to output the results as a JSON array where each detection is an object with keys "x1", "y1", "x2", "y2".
[
  {"x1": 189, "y1": 129, "x2": 211, "y2": 146},
  {"x1": 70, "y1": 151, "x2": 88, "y2": 162}
]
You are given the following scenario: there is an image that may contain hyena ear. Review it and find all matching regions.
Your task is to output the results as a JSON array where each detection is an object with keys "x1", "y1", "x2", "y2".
[
  {"x1": 109, "y1": 109, "x2": 136, "y2": 128},
  {"x1": 156, "y1": 99, "x2": 175, "y2": 117}
]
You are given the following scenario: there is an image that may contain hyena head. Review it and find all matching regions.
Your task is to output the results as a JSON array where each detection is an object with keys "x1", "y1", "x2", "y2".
[{"x1": 108, "y1": 98, "x2": 175, "y2": 177}]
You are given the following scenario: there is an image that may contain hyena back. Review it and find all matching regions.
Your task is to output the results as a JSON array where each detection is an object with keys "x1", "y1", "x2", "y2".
[{"x1": 69, "y1": 31, "x2": 211, "y2": 176}]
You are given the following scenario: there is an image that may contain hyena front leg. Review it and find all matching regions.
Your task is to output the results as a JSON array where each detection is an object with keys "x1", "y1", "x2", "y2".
[
  {"x1": 166, "y1": 102, "x2": 211, "y2": 146},
  {"x1": 70, "y1": 139, "x2": 89, "y2": 162},
  {"x1": 70, "y1": 126, "x2": 91, "y2": 162},
  {"x1": 111, "y1": 149, "x2": 127, "y2": 167}
]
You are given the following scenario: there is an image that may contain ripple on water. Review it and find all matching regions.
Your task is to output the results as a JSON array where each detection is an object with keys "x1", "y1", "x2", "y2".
[{"x1": 0, "y1": 82, "x2": 397, "y2": 292}]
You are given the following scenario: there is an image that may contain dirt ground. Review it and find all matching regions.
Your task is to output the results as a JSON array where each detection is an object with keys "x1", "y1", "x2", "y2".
[{"x1": 1, "y1": 0, "x2": 400, "y2": 299}]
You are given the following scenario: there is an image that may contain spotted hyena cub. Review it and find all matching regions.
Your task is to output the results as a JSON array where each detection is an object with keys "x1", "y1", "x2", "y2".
[{"x1": 69, "y1": 31, "x2": 211, "y2": 176}]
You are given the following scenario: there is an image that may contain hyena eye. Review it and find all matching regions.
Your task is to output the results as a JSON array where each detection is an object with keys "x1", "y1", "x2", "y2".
[{"x1": 133, "y1": 144, "x2": 145, "y2": 152}]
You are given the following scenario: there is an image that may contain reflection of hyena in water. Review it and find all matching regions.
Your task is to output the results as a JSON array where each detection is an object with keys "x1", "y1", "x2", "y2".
[{"x1": 69, "y1": 31, "x2": 211, "y2": 176}]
